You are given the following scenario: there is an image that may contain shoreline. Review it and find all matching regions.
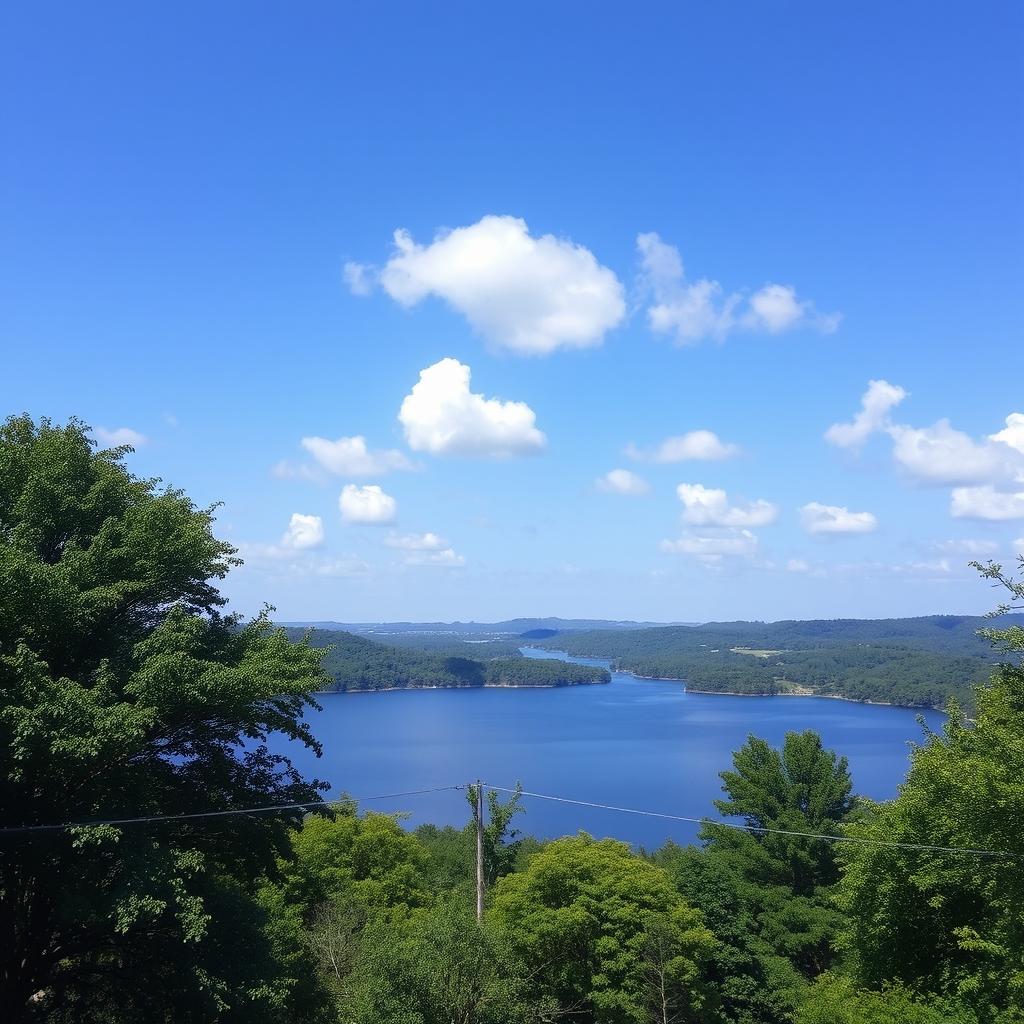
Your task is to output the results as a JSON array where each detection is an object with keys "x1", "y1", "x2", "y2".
[
  {"x1": 681, "y1": 687, "x2": 916, "y2": 708},
  {"x1": 528, "y1": 649, "x2": 941, "y2": 712},
  {"x1": 315, "y1": 679, "x2": 607, "y2": 695}
]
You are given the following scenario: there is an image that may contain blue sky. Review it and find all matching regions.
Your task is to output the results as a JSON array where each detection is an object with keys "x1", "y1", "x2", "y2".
[{"x1": 2, "y1": 2, "x2": 1022, "y2": 622}]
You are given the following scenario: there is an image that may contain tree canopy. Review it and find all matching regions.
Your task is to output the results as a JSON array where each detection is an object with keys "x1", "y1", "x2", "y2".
[{"x1": 0, "y1": 415, "x2": 329, "y2": 1022}]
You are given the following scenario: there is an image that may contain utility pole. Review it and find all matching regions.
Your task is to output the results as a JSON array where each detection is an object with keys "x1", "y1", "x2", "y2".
[{"x1": 475, "y1": 779, "x2": 485, "y2": 922}]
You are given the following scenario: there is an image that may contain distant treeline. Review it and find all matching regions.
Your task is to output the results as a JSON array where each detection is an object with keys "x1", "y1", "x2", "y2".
[
  {"x1": 353, "y1": 632, "x2": 526, "y2": 659},
  {"x1": 531, "y1": 615, "x2": 1022, "y2": 708},
  {"x1": 282, "y1": 628, "x2": 610, "y2": 691}
]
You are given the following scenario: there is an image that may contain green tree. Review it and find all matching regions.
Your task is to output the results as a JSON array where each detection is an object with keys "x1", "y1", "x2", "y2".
[
  {"x1": 467, "y1": 782, "x2": 526, "y2": 887},
  {"x1": 0, "y1": 416, "x2": 329, "y2": 1022},
  {"x1": 280, "y1": 808, "x2": 430, "y2": 920},
  {"x1": 654, "y1": 842, "x2": 801, "y2": 1024},
  {"x1": 795, "y1": 974, "x2": 983, "y2": 1024},
  {"x1": 836, "y1": 556, "x2": 1024, "y2": 1016},
  {"x1": 697, "y1": 731, "x2": 854, "y2": 983},
  {"x1": 490, "y1": 834, "x2": 717, "y2": 1023}
]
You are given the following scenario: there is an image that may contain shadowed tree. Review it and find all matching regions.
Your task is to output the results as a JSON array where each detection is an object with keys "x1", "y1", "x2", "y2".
[{"x1": 0, "y1": 415, "x2": 330, "y2": 1022}]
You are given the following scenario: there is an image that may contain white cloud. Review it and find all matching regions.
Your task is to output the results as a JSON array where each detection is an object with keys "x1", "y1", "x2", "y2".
[
  {"x1": 625, "y1": 430, "x2": 740, "y2": 463},
  {"x1": 339, "y1": 484, "x2": 397, "y2": 524},
  {"x1": 824, "y1": 379, "x2": 907, "y2": 449},
  {"x1": 404, "y1": 547, "x2": 466, "y2": 567},
  {"x1": 637, "y1": 232, "x2": 839, "y2": 345},
  {"x1": 827, "y1": 383, "x2": 1024, "y2": 487},
  {"x1": 352, "y1": 215, "x2": 625, "y2": 355},
  {"x1": 990, "y1": 413, "x2": 1024, "y2": 455},
  {"x1": 887, "y1": 420, "x2": 1021, "y2": 486},
  {"x1": 932, "y1": 538, "x2": 999, "y2": 556},
  {"x1": 343, "y1": 261, "x2": 374, "y2": 296},
  {"x1": 1013, "y1": 538, "x2": 1024, "y2": 554},
  {"x1": 385, "y1": 531, "x2": 447, "y2": 551},
  {"x1": 398, "y1": 358, "x2": 546, "y2": 457},
  {"x1": 676, "y1": 483, "x2": 778, "y2": 527},
  {"x1": 281, "y1": 513, "x2": 324, "y2": 550},
  {"x1": 800, "y1": 502, "x2": 878, "y2": 535},
  {"x1": 300, "y1": 435, "x2": 414, "y2": 476},
  {"x1": 950, "y1": 486, "x2": 1024, "y2": 521},
  {"x1": 94, "y1": 426, "x2": 148, "y2": 448},
  {"x1": 786, "y1": 558, "x2": 812, "y2": 573},
  {"x1": 596, "y1": 468, "x2": 650, "y2": 495},
  {"x1": 384, "y1": 533, "x2": 464, "y2": 566},
  {"x1": 661, "y1": 529, "x2": 758, "y2": 559},
  {"x1": 742, "y1": 284, "x2": 842, "y2": 334}
]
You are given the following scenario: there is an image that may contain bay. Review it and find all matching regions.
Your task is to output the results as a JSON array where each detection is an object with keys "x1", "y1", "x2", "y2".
[{"x1": 272, "y1": 647, "x2": 945, "y2": 849}]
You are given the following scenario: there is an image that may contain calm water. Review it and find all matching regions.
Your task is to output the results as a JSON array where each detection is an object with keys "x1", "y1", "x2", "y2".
[{"x1": 272, "y1": 648, "x2": 944, "y2": 849}]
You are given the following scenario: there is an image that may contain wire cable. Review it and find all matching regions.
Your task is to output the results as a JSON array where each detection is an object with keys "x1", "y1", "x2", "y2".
[
  {"x1": 0, "y1": 784, "x2": 467, "y2": 836},
  {"x1": 484, "y1": 784, "x2": 1016, "y2": 858},
  {"x1": 4, "y1": 780, "x2": 1015, "y2": 858}
]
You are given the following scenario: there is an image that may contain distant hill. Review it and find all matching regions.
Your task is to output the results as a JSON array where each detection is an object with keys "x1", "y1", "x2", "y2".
[
  {"x1": 281, "y1": 617, "x2": 683, "y2": 634},
  {"x1": 528, "y1": 614, "x2": 1024, "y2": 709}
]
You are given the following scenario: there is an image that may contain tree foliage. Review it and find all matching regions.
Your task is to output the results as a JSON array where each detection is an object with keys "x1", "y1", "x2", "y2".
[
  {"x1": 835, "y1": 556, "x2": 1024, "y2": 1019},
  {"x1": 293, "y1": 627, "x2": 610, "y2": 691},
  {"x1": 0, "y1": 416, "x2": 329, "y2": 1021},
  {"x1": 491, "y1": 834, "x2": 718, "y2": 1022}
]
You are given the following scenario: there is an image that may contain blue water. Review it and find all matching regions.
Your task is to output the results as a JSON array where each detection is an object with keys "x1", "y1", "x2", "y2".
[{"x1": 271, "y1": 648, "x2": 944, "y2": 849}]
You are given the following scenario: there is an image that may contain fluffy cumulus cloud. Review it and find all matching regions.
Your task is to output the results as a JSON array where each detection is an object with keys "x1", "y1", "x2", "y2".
[
  {"x1": 339, "y1": 484, "x2": 397, "y2": 524},
  {"x1": 384, "y1": 532, "x2": 464, "y2": 566},
  {"x1": 348, "y1": 215, "x2": 625, "y2": 355},
  {"x1": 743, "y1": 284, "x2": 842, "y2": 335},
  {"x1": 825, "y1": 379, "x2": 907, "y2": 449},
  {"x1": 676, "y1": 483, "x2": 777, "y2": 527},
  {"x1": 950, "y1": 486, "x2": 1024, "y2": 521},
  {"x1": 991, "y1": 413, "x2": 1024, "y2": 455},
  {"x1": 800, "y1": 502, "x2": 878, "y2": 535},
  {"x1": 94, "y1": 426, "x2": 148, "y2": 448},
  {"x1": 300, "y1": 435, "x2": 414, "y2": 476},
  {"x1": 596, "y1": 468, "x2": 650, "y2": 495},
  {"x1": 398, "y1": 358, "x2": 546, "y2": 457},
  {"x1": 887, "y1": 421, "x2": 1022, "y2": 486},
  {"x1": 625, "y1": 430, "x2": 740, "y2": 463},
  {"x1": 827, "y1": 381, "x2": 1024, "y2": 487},
  {"x1": 281, "y1": 513, "x2": 324, "y2": 550},
  {"x1": 661, "y1": 529, "x2": 758, "y2": 559},
  {"x1": 637, "y1": 233, "x2": 840, "y2": 345}
]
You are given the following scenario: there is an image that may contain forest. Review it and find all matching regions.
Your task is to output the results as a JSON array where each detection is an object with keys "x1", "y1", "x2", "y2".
[
  {"x1": 281, "y1": 627, "x2": 610, "y2": 690},
  {"x1": 3, "y1": 417, "x2": 1023, "y2": 1024},
  {"x1": 529, "y1": 615, "x2": 1020, "y2": 707}
]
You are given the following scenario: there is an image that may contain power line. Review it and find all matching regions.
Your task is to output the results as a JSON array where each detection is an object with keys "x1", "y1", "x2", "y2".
[
  {"x1": 0, "y1": 785, "x2": 466, "y2": 836},
  {"x1": 2, "y1": 781, "x2": 1015, "y2": 858},
  {"x1": 484, "y1": 784, "x2": 1017, "y2": 858}
]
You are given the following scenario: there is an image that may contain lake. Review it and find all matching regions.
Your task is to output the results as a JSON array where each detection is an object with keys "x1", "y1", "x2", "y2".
[{"x1": 272, "y1": 647, "x2": 945, "y2": 849}]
